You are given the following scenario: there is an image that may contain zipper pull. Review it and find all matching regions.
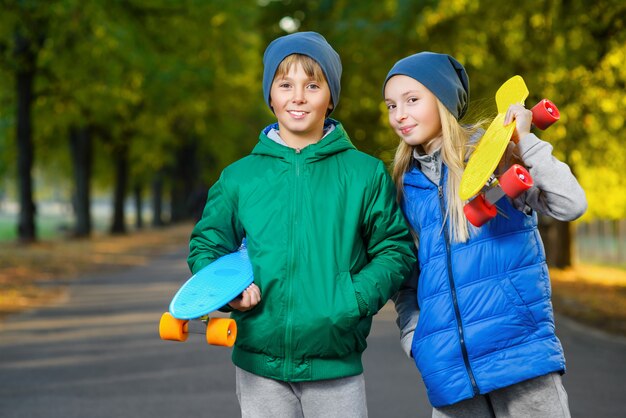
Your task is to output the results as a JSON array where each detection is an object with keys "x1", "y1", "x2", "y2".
[{"x1": 295, "y1": 148, "x2": 301, "y2": 154}]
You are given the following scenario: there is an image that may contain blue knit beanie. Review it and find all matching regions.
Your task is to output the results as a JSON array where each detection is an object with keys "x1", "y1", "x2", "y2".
[
  {"x1": 383, "y1": 52, "x2": 469, "y2": 120},
  {"x1": 263, "y1": 31, "x2": 342, "y2": 114}
]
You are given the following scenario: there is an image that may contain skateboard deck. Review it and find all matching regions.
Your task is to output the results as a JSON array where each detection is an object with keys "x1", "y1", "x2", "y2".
[
  {"x1": 459, "y1": 75, "x2": 529, "y2": 201},
  {"x1": 459, "y1": 76, "x2": 559, "y2": 227},
  {"x1": 169, "y1": 246, "x2": 253, "y2": 319},
  {"x1": 159, "y1": 242, "x2": 254, "y2": 347}
]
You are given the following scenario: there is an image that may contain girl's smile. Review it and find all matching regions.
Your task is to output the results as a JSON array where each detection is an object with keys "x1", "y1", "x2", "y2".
[{"x1": 399, "y1": 124, "x2": 417, "y2": 135}]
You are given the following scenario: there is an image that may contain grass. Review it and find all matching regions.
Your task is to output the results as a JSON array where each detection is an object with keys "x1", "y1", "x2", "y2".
[{"x1": 0, "y1": 223, "x2": 625, "y2": 337}]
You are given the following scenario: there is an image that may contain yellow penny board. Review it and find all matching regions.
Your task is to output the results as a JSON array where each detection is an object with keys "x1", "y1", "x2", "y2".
[{"x1": 459, "y1": 76, "x2": 529, "y2": 201}]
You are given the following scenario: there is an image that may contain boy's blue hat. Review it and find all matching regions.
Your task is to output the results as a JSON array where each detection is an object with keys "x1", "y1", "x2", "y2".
[
  {"x1": 383, "y1": 52, "x2": 469, "y2": 119},
  {"x1": 263, "y1": 31, "x2": 341, "y2": 114}
]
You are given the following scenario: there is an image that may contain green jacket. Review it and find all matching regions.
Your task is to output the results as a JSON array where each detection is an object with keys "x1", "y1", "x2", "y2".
[{"x1": 188, "y1": 120, "x2": 415, "y2": 382}]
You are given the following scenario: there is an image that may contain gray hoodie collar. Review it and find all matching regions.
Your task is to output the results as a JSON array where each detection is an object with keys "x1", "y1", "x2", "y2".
[
  {"x1": 267, "y1": 124, "x2": 336, "y2": 147},
  {"x1": 413, "y1": 147, "x2": 442, "y2": 185}
]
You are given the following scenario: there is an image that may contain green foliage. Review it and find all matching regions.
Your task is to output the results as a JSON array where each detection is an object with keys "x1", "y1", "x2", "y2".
[{"x1": 0, "y1": 0, "x2": 623, "y2": 222}]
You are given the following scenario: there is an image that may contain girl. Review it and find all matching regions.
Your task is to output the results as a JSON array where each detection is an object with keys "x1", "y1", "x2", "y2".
[{"x1": 383, "y1": 52, "x2": 586, "y2": 417}]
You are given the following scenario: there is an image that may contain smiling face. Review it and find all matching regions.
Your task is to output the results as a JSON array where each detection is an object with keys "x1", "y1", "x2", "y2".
[
  {"x1": 269, "y1": 55, "x2": 333, "y2": 149},
  {"x1": 384, "y1": 75, "x2": 443, "y2": 154}
]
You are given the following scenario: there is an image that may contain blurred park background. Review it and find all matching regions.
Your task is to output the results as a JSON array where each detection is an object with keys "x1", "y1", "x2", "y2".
[{"x1": 0, "y1": 0, "x2": 625, "y2": 332}]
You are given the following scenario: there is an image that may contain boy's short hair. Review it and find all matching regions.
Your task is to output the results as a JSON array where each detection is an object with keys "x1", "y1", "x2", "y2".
[
  {"x1": 263, "y1": 31, "x2": 342, "y2": 115},
  {"x1": 273, "y1": 54, "x2": 327, "y2": 85}
]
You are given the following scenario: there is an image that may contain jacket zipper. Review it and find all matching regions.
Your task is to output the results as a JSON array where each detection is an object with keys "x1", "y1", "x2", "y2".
[
  {"x1": 437, "y1": 184, "x2": 479, "y2": 395},
  {"x1": 284, "y1": 148, "x2": 301, "y2": 378}
]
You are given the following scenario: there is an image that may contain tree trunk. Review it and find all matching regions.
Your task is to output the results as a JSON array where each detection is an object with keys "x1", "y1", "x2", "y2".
[
  {"x1": 551, "y1": 220, "x2": 573, "y2": 268},
  {"x1": 69, "y1": 126, "x2": 92, "y2": 237},
  {"x1": 169, "y1": 182, "x2": 188, "y2": 222},
  {"x1": 134, "y1": 184, "x2": 143, "y2": 229},
  {"x1": 15, "y1": 33, "x2": 36, "y2": 242},
  {"x1": 110, "y1": 143, "x2": 129, "y2": 234},
  {"x1": 151, "y1": 173, "x2": 164, "y2": 227},
  {"x1": 169, "y1": 140, "x2": 198, "y2": 222},
  {"x1": 538, "y1": 215, "x2": 573, "y2": 268}
]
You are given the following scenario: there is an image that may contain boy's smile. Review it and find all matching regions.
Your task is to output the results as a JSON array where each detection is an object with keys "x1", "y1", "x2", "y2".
[
  {"x1": 270, "y1": 62, "x2": 333, "y2": 149},
  {"x1": 288, "y1": 110, "x2": 307, "y2": 119}
]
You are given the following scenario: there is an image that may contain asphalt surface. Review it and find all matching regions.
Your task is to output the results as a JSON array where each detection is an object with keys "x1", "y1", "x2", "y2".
[{"x1": 0, "y1": 247, "x2": 625, "y2": 417}]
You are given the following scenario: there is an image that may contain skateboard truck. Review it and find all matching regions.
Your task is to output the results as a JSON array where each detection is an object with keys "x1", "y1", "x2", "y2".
[{"x1": 463, "y1": 164, "x2": 534, "y2": 227}]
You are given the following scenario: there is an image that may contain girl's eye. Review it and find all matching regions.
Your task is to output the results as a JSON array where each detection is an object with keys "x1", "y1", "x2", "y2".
[{"x1": 386, "y1": 103, "x2": 396, "y2": 111}]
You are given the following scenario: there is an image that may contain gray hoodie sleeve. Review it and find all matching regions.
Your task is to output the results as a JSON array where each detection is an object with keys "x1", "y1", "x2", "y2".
[
  {"x1": 391, "y1": 264, "x2": 419, "y2": 359},
  {"x1": 503, "y1": 133, "x2": 587, "y2": 221}
]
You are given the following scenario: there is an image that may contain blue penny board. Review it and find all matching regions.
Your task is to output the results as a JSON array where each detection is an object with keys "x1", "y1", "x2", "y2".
[{"x1": 169, "y1": 247, "x2": 253, "y2": 320}]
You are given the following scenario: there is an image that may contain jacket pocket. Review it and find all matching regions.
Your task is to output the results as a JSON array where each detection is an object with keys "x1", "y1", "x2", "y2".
[
  {"x1": 498, "y1": 276, "x2": 538, "y2": 329},
  {"x1": 293, "y1": 271, "x2": 362, "y2": 358}
]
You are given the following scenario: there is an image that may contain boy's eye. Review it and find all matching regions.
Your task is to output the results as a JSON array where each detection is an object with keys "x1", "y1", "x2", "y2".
[
  {"x1": 307, "y1": 83, "x2": 320, "y2": 89},
  {"x1": 408, "y1": 97, "x2": 418, "y2": 103},
  {"x1": 279, "y1": 82, "x2": 291, "y2": 88}
]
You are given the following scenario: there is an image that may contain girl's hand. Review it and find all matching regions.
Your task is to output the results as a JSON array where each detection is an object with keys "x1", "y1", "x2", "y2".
[
  {"x1": 228, "y1": 284, "x2": 261, "y2": 312},
  {"x1": 504, "y1": 104, "x2": 532, "y2": 144}
]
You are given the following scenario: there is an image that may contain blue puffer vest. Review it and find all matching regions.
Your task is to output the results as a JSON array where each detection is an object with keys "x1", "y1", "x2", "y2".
[{"x1": 403, "y1": 165, "x2": 565, "y2": 408}]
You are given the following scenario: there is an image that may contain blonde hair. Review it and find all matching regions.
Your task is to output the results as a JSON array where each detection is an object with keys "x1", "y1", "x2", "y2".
[{"x1": 392, "y1": 99, "x2": 484, "y2": 243}]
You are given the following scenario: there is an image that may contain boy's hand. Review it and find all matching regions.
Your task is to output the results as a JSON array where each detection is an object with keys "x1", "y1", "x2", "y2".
[
  {"x1": 504, "y1": 104, "x2": 532, "y2": 144},
  {"x1": 228, "y1": 284, "x2": 261, "y2": 312}
]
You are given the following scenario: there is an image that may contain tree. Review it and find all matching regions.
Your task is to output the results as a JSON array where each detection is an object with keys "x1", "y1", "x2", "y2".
[
  {"x1": 0, "y1": 1, "x2": 51, "y2": 242},
  {"x1": 1, "y1": 0, "x2": 621, "y2": 255},
  {"x1": 69, "y1": 126, "x2": 92, "y2": 236}
]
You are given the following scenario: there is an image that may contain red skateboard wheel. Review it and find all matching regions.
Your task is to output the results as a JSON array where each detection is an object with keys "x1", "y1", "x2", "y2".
[
  {"x1": 499, "y1": 164, "x2": 533, "y2": 198},
  {"x1": 464, "y1": 195, "x2": 497, "y2": 227},
  {"x1": 531, "y1": 99, "x2": 560, "y2": 130}
]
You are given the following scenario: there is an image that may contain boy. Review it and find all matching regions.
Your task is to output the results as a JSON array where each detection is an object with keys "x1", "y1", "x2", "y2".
[{"x1": 188, "y1": 31, "x2": 415, "y2": 417}]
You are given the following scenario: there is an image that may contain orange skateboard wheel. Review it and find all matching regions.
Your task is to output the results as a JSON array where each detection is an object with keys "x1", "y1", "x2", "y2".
[
  {"x1": 206, "y1": 318, "x2": 237, "y2": 347},
  {"x1": 159, "y1": 312, "x2": 189, "y2": 342}
]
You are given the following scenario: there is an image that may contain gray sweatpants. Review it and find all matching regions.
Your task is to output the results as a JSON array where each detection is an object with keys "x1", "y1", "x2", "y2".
[
  {"x1": 432, "y1": 372, "x2": 570, "y2": 418},
  {"x1": 235, "y1": 367, "x2": 368, "y2": 418}
]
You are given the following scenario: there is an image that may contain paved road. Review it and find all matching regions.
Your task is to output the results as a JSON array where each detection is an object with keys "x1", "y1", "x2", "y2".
[{"x1": 1, "y1": 247, "x2": 625, "y2": 417}]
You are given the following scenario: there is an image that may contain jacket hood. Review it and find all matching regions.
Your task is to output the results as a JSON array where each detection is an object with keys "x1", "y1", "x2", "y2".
[{"x1": 252, "y1": 119, "x2": 355, "y2": 162}]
